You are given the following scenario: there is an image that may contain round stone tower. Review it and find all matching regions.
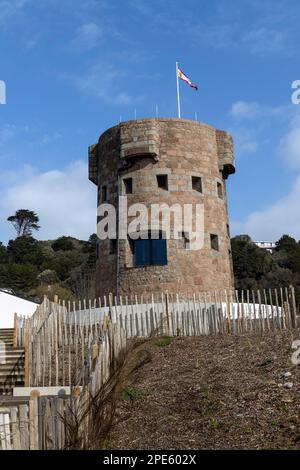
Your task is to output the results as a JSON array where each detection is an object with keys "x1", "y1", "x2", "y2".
[{"x1": 89, "y1": 118, "x2": 235, "y2": 297}]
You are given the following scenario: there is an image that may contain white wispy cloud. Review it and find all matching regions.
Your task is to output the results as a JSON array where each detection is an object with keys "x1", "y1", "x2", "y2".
[
  {"x1": 229, "y1": 101, "x2": 261, "y2": 120},
  {"x1": 69, "y1": 22, "x2": 104, "y2": 52},
  {"x1": 64, "y1": 59, "x2": 143, "y2": 105},
  {"x1": 0, "y1": 160, "x2": 96, "y2": 242},
  {"x1": 231, "y1": 175, "x2": 300, "y2": 241},
  {"x1": 229, "y1": 101, "x2": 288, "y2": 120},
  {"x1": 129, "y1": 0, "x2": 298, "y2": 57},
  {"x1": 0, "y1": 123, "x2": 29, "y2": 145},
  {"x1": 41, "y1": 131, "x2": 62, "y2": 145},
  {"x1": 279, "y1": 115, "x2": 300, "y2": 170},
  {"x1": 241, "y1": 27, "x2": 287, "y2": 56},
  {"x1": 228, "y1": 100, "x2": 295, "y2": 158},
  {"x1": 0, "y1": 0, "x2": 30, "y2": 26},
  {"x1": 232, "y1": 109, "x2": 300, "y2": 240},
  {"x1": 230, "y1": 127, "x2": 259, "y2": 154}
]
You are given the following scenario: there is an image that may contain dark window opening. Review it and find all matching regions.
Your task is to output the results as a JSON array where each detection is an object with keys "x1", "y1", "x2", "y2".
[
  {"x1": 227, "y1": 224, "x2": 230, "y2": 236},
  {"x1": 123, "y1": 177, "x2": 133, "y2": 194},
  {"x1": 156, "y1": 174, "x2": 168, "y2": 190},
  {"x1": 129, "y1": 237, "x2": 135, "y2": 255},
  {"x1": 178, "y1": 231, "x2": 189, "y2": 249},
  {"x1": 102, "y1": 185, "x2": 107, "y2": 202},
  {"x1": 192, "y1": 176, "x2": 202, "y2": 193},
  {"x1": 217, "y1": 182, "x2": 223, "y2": 199},
  {"x1": 210, "y1": 234, "x2": 219, "y2": 251},
  {"x1": 132, "y1": 233, "x2": 167, "y2": 266},
  {"x1": 110, "y1": 239, "x2": 117, "y2": 255}
]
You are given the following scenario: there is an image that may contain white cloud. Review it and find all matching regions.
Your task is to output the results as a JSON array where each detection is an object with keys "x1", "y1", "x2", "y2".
[
  {"x1": 229, "y1": 100, "x2": 288, "y2": 121},
  {"x1": 229, "y1": 101, "x2": 261, "y2": 120},
  {"x1": 0, "y1": 0, "x2": 30, "y2": 26},
  {"x1": 41, "y1": 131, "x2": 62, "y2": 145},
  {"x1": 64, "y1": 60, "x2": 142, "y2": 105},
  {"x1": 242, "y1": 27, "x2": 286, "y2": 56},
  {"x1": 69, "y1": 22, "x2": 103, "y2": 52},
  {"x1": 228, "y1": 100, "x2": 297, "y2": 158},
  {"x1": 0, "y1": 160, "x2": 96, "y2": 242},
  {"x1": 232, "y1": 109, "x2": 300, "y2": 240},
  {"x1": 230, "y1": 127, "x2": 259, "y2": 155},
  {"x1": 0, "y1": 123, "x2": 29, "y2": 145},
  {"x1": 232, "y1": 175, "x2": 300, "y2": 241},
  {"x1": 279, "y1": 116, "x2": 300, "y2": 170}
]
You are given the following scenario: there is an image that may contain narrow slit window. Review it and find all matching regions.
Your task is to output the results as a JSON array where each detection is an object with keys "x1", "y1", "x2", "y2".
[
  {"x1": 110, "y1": 239, "x2": 117, "y2": 255},
  {"x1": 210, "y1": 234, "x2": 219, "y2": 251},
  {"x1": 178, "y1": 231, "x2": 189, "y2": 249},
  {"x1": 102, "y1": 185, "x2": 107, "y2": 202},
  {"x1": 192, "y1": 176, "x2": 202, "y2": 193},
  {"x1": 217, "y1": 182, "x2": 223, "y2": 199},
  {"x1": 156, "y1": 174, "x2": 168, "y2": 190},
  {"x1": 123, "y1": 177, "x2": 133, "y2": 194}
]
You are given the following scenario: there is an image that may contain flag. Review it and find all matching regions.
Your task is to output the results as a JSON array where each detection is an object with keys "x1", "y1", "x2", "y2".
[{"x1": 177, "y1": 67, "x2": 198, "y2": 90}]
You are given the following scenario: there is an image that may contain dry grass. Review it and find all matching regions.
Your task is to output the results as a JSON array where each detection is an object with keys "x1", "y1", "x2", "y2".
[{"x1": 62, "y1": 338, "x2": 152, "y2": 449}]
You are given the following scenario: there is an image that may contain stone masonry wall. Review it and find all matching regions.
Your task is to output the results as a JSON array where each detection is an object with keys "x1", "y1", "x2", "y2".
[{"x1": 89, "y1": 118, "x2": 235, "y2": 297}]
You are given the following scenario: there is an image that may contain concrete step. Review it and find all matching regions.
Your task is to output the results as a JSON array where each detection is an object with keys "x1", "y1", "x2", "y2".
[
  {"x1": 0, "y1": 331, "x2": 14, "y2": 335},
  {"x1": 0, "y1": 363, "x2": 24, "y2": 375},
  {"x1": 0, "y1": 356, "x2": 24, "y2": 362},
  {"x1": 0, "y1": 361, "x2": 24, "y2": 367},
  {"x1": 0, "y1": 330, "x2": 25, "y2": 396},
  {"x1": 0, "y1": 351, "x2": 24, "y2": 357},
  {"x1": 0, "y1": 372, "x2": 24, "y2": 379},
  {"x1": 0, "y1": 349, "x2": 24, "y2": 354}
]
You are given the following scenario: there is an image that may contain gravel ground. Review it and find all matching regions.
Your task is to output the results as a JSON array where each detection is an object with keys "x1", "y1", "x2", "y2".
[{"x1": 110, "y1": 329, "x2": 300, "y2": 450}]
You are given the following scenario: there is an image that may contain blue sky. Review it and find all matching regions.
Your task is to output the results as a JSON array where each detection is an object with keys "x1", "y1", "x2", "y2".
[{"x1": 1, "y1": 0, "x2": 300, "y2": 243}]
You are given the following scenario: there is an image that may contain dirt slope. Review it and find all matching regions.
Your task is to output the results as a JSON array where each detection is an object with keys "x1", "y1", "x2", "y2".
[{"x1": 111, "y1": 329, "x2": 300, "y2": 450}]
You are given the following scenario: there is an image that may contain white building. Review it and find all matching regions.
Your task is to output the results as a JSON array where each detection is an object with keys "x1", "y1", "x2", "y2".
[
  {"x1": 0, "y1": 289, "x2": 38, "y2": 328},
  {"x1": 254, "y1": 241, "x2": 276, "y2": 253}
]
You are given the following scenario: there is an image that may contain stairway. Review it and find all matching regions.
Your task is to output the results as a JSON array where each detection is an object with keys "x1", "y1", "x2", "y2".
[{"x1": 0, "y1": 329, "x2": 25, "y2": 396}]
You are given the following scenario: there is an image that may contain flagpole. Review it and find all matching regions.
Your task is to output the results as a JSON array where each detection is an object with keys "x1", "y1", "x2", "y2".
[{"x1": 176, "y1": 61, "x2": 181, "y2": 118}]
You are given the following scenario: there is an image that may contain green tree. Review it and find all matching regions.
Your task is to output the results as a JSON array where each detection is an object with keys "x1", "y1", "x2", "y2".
[
  {"x1": 50, "y1": 251, "x2": 87, "y2": 281},
  {"x1": 0, "y1": 242, "x2": 7, "y2": 263},
  {"x1": 0, "y1": 264, "x2": 39, "y2": 291},
  {"x1": 7, "y1": 209, "x2": 40, "y2": 237},
  {"x1": 7, "y1": 236, "x2": 44, "y2": 268},
  {"x1": 37, "y1": 269, "x2": 59, "y2": 285},
  {"x1": 82, "y1": 233, "x2": 97, "y2": 267},
  {"x1": 231, "y1": 235, "x2": 273, "y2": 289},
  {"x1": 51, "y1": 236, "x2": 75, "y2": 252},
  {"x1": 275, "y1": 235, "x2": 297, "y2": 253}
]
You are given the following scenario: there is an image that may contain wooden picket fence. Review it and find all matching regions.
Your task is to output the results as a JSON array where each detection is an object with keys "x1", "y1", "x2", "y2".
[
  {"x1": 14, "y1": 286, "x2": 298, "y2": 388},
  {"x1": 0, "y1": 321, "x2": 126, "y2": 450},
  {"x1": 1, "y1": 285, "x2": 298, "y2": 450}
]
